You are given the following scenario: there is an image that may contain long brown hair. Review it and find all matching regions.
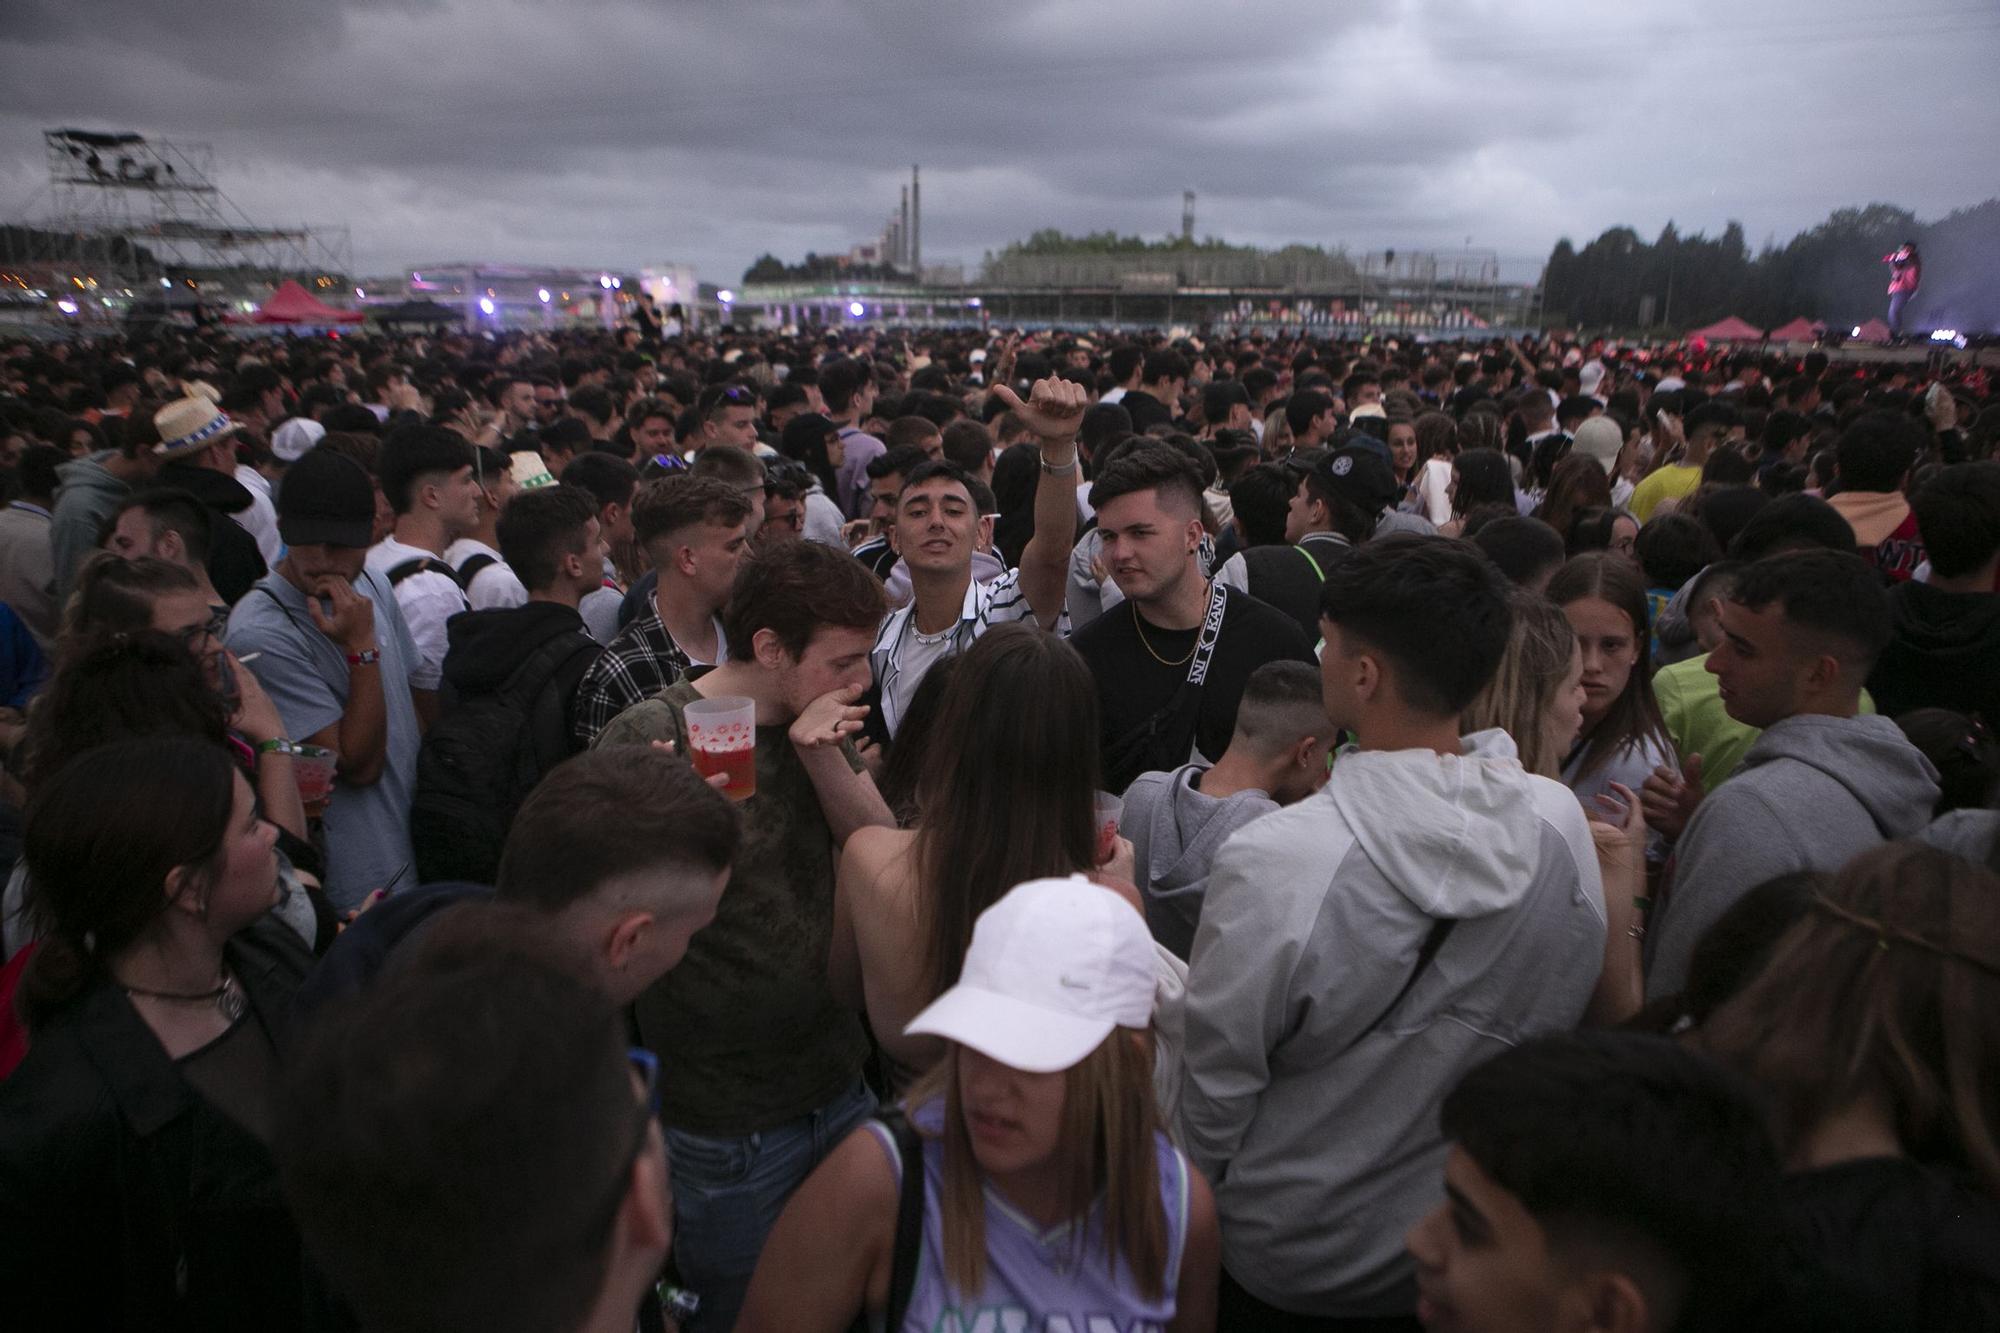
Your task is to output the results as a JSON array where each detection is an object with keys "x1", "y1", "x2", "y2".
[
  {"x1": 1545, "y1": 553, "x2": 1671, "y2": 781},
  {"x1": 916, "y1": 1033, "x2": 1169, "y2": 1301},
  {"x1": 912, "y1": 625, "x2": 1099, "y2": 997},
  {"x1": 1701, "y1": 842, "x2": 2000, "y2": 1196},
  {"x1": 1535, "y1": 454, "x2": 1612, "y2": 543},
  {"x1": 1460, "y1": 589, "x2": 1577, "y2": 778}
]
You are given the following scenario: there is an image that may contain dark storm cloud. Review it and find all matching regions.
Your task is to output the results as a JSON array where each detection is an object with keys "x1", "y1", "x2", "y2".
[{"x1": 2, "y1": 0, "x2": 1995, "y2": 285}]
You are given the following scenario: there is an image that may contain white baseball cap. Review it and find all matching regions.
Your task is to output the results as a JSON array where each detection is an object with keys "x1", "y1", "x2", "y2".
[
  {"x1": 271, "y1": 416, "x2": 326, "y2": 463},
  {"x1": 904, "y1": 876, "x2": 1156, "y2": 1073}
]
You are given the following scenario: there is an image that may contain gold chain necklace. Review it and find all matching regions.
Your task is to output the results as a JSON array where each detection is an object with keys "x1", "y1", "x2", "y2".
[{"x1": 1132, "y1": 598, "x2": 1197, "y2": 667}]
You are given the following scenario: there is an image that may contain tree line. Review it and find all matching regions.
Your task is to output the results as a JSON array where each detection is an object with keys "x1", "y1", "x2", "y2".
[{"x1": 1541, "y1": 199, "x2": 2000, "y2": 335}]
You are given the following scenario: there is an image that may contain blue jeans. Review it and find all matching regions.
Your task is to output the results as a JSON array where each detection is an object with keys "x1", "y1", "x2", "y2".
[
  {"x1": 1888, "y1": 289, "x2": 1911, "y2": 335},
  {"x1": 664, "y1": 1078, "x2": 876, "y2": 1332}
]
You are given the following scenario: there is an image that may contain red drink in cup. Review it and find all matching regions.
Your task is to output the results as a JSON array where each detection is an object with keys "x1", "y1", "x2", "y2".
[
  {"x1": 293, "y1": 744, "x2": 337, "y2": 810},
  {"x1": 1093, "y1": 791, "x2": 1123, "y2": 867},
  {"x1": 684, "y1": 696, "x2": 758, "y2": 802}
]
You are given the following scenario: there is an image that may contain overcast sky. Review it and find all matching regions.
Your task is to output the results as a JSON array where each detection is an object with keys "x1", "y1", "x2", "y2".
[{"x1": 4, "y1": 0, "x2": 1996, "y2": 287}]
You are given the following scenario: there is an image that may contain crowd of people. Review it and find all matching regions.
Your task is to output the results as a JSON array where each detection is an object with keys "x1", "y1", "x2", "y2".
[{"x1": 0, "y1": 315, "x2": 1996, "y2": 1332}]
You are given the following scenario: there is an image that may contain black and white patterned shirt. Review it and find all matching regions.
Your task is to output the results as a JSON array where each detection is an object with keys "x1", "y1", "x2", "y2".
[
  {"x1": 571, "y1": 599, "x2": 721, "y2": 747},
  {"x1": 869, "y1": 567, "x2": 1064, "y2": 737}
]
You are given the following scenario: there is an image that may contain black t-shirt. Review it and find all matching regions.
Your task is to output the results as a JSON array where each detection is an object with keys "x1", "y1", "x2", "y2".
[
  {"x1": 1771, "y1": 1157, "x2": 2000, "y2": 1332},
  {"x1": 1072, "y1": 587, "x2": 1316, "y2": 794}
]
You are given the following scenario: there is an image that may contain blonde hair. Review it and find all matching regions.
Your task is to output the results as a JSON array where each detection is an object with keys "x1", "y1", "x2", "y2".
[
  {"x1": 1460, "y1": 588, "x2": 1578, "y2": 777},
  {"x1": 1701, "y1": 842, "x2": 2000, "y2": 1196},
  {"x1": 913, "y1": 1034, "x2": 1169, "y2": 1302}
]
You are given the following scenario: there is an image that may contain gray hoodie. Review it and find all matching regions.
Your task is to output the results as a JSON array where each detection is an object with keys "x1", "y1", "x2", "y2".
[
  {"x1": 50, "y1": 452, "x2": 131, "y2": 597},
  {"x1": 1123, "y1": 762, "x2": 1278, "y2": 960},
  {"x1": 1645, "y1": 712, "x2": 1940, "y2": 999},
  {"x1": 1177, "y1": 729, "x2": 1605, "y2": 1316}
]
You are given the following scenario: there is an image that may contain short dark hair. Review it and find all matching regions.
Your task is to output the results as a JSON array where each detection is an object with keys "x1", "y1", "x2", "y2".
[
  {"x1": 1471, "y1": 516, "x2": 1567, "y2": 588},
  {"x1": 632, "y1": 474, "x2": 753, "y2": 549},
  {"x1": 496, "y1": 746, "x2": 739, "y2": 910},
  {"x1": 1835, "y1": 410, "x2": 1923, "y2": 493},
  {"x1": 1683, "y1": 400, "x2": 1741, "y2": 439},
  {"x1": 1441, "y1": 1031, "x2": 1781, "y2": 1332},
  {"x1": 275, "y1": 943, "x2": 637, "y2": 1333},
  {"x1": 1087, "y1": 442, "x2": 1205, "y2": 517},
  {"x1": 939, "y1": 419, "x2": 993, "y2": 474},
  {"x1": 720, "y1": 537, "x2": 887, "y2": 661},
  {"x1": 378, "y1": 423, "x2": 475, "y2": 514},
  {"x1": 899, "y1": 458, "x2": 976, "y2": 505},
  {"x1": 1107, "y1": 345, "x2": 1144, "y2": 384},
  {"x1": 698, "y1": 383, "x2": 759, "y2": 422},
  {"x1": 1731, "y1": 548, "x2": 1892, "y2": 671},
  {"x1": 819, "y1": 357, "x2": 873, "y2": 416},
  {"x1": 15, "y1": 444, "x2": 65, "y2": 501},
  {"x1": 1232, "y1": 660, "x2": 1329, "y2": 753},
  {"x1": 495, "y1": 484, "x2": 597, "y2": 591},
  {"x1": 1320, "y1": 533, "x2": 1511, "y2": 715},
  {"x1": 484, "y1": 373, "x2": 531, "y2": 408},
  {"x1": 1228, "y1": 463, "x2": 1295, "y2": 548},
  {"x1": 1727, "y1": 492, "x2": 1854, "y2": 560},
  {"x1": 1285, "y1": 388, "x2": 1336, "y2": 436},
  {"x1": 1201, "y1": 380, "x2": 1250, "y2": 424},
  {"x1": 1912, "y1": 461, "x2": 2000, "y2": 579},
  {"x1": 1634, "y1": 513, "x2": 1718, "y2": 591},
  {"x1": 682, "y1": 434, "x2": 757, "y2": 486},
  {"x1": 559, "y1": 452, "x2": 640, "y2": 511},
  {"x1": 884, "y1": 415, "x2": 940, "y2": 452},
  {"x1": 1142, "y1": 348, "x2": 1189, "y2": 386},
  {"x1": 113, "y1": 487, "x2": 214, "y2": 563},
  {"x1": 866, "y1": 444, "x2": 928, "y2": 484},
  {"x1": 567, "y1": 385, "x2": 614, "y2": 427}
]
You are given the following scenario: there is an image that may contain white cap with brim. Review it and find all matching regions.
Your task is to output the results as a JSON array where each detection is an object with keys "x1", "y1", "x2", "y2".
[{"x1": 903, "y1": 875, "x2": 1158, "y2": 1075}]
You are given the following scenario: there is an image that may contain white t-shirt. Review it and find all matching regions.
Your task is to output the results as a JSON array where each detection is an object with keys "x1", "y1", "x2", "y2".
[
  {"x1": 232, "y1": 465, "x2": 283, "y2": 565},
  {"x1": 365, "y1": 536, "x2": 468, "y2": 690},
  {"x1": 444, "y1": 537, "x2": 528, "y2": 611}
]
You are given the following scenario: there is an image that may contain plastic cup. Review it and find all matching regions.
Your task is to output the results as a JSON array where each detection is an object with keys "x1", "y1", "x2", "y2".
[
  {"x1": 684, "y1": 696, "x2": 757, "y2": 801},
  {"x1": 292, "y1": 744, "x2": 337, "y2": 806},
  {"x1": 1094, "y1": 790, "x2": 1123, "y2": 866}
]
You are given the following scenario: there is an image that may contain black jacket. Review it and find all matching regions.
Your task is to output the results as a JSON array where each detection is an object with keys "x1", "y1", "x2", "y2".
[
  {"x1": 156, "y1": 460, "x2": 268, "y2": 606},
  {"x1": 0, "y1": 919, "x2": 314, "y2": 1331},
  {"x1": 1868, "y1": 581, "x2": 2000, "y2": 725},
  {"x1": 441, "y1": 600, "x2": 597, "y2": 723}
]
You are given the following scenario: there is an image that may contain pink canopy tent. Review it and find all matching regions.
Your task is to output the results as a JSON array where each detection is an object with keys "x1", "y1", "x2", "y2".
[
  {"x1": 1850, "y1": 318, "x2": 1893, "y2": 344},
  {"x1": 1689, "y1": 315, "x2": 1763, "y2": 343},
  {"x1": 253, "y1": 279, "x2": 363, "y2": 325},
  {"x1": 1767, "y1": 317, "x2": 1824, "y2": 342}
]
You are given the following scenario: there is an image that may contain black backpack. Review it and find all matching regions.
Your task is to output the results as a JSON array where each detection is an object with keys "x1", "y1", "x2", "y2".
[{"x1": 411, "y1": 629, "x2": 597, "y2": 884}]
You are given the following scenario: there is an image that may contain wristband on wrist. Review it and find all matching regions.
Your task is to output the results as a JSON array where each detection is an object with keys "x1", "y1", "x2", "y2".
[
  {"x1": 345, "y1": 647, "x2": 381, "y2": 667},
  {"x1": 255, "y1": 737, "x2": 302, "y2": 757},
  {"x1": 1040, "y1": 450, "x2": 1080, "y2": 476}
]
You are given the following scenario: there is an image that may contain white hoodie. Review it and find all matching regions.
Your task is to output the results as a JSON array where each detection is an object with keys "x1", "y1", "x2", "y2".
[{"x1": 1177, "y1": 729, "x2": 1605, "y2": 1317}]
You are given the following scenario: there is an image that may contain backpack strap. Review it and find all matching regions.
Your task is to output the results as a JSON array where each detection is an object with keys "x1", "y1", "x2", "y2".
[
  {"x1": 456, "y1": 552, "x2": 499, "y2": 586},
  {"x1": 876, "y1": 1106, "x2": 927, "y2": 1333},
  {"x1": 1339, "y1": 916, "x2": 1456, "y2": 1056},
  {"x1": 498, "y1": 630, "x2": 599, "y2": 778},
  {"x1": 387, "y1": 556, "x2": 466, "y2": 591}
]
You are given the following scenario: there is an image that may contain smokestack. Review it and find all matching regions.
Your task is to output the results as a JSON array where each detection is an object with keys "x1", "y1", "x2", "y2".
[
  {"x1": 900, "y1": 185, "x2": 910, "y2": 270},
  {"x1": 910, "y1": 164, "x2": 921, "y2": 279},
  {"x1": 1182, "y1": 189, "x2": 1195, "y2": 244}
]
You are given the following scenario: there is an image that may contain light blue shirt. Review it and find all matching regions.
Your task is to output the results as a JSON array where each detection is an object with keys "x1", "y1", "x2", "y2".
[{"x1": 227, "y1": 569, "x2": 422, "y2": 911}]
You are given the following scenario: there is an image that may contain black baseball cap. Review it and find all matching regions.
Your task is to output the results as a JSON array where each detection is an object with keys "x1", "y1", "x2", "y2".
[
  {"x1": 278, "y1": 447, "x2": 377, "y2": 549},
  {"x1": 1311, "y1": 445, "x2": 1400, "y2": 516}
]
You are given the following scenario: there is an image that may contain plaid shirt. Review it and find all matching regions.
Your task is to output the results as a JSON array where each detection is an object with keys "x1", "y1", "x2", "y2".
[{"x1": 571, "y1": 601, "x2": 698, "y2": 748}]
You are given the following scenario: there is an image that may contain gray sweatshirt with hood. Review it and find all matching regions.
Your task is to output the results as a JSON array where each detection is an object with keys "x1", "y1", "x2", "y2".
[
  {"x1": 1645, "y1": 711, "x2": 1940, "y2": 1000},
  {"x1": 1178, "y1": 729, "x2": 1605, "y2": 1316},
  {"x1": 50, "y1": 451, "x2": 132, "y2": 597},
  {"x1": 1123, "y1": 762, "x2": 1279, "y2": 960}
]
